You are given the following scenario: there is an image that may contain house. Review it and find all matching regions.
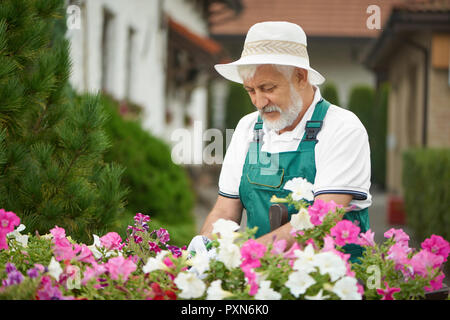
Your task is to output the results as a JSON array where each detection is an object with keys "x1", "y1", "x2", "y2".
[
  {"x1": 364, "y1": 0, "x2": 450, "y2": 221},
  {"x1": 65, "y1": 0, "x2": 241, "y2": 164},
  {"x1": 208, "y1": 0, "x2": 404, "y2": 108}
]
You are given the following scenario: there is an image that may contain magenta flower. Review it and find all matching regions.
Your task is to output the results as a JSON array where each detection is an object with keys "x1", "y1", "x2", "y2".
[
  {"x1": 421, "y1": 235, "x2": 450, "y2": 263},
  {"x1": 50, "y1": 226, "x2": 66, "y2": 240},
  {"x1": 330, "y1": 220, "x2": 360, "y2": 246},
  {"x1": 242, "y1": 266, "x2": 259, "y2": 296},
  {"x1": 384, "y1": 228, "x2": 410, "y2": 248},
  {"x1": 308, "y1": 199, "x2": 340, "y2": 226},
  {"x1": 409, "y1": 250, "x2": 444, "y2": 277},
  {"x1": 106, "y1": 256, "x2": 136, "y2": 282},
  {"x1": 0, "y1": 209, "x2": 20, "y2": 250},
  {"x1": 376, "y1": 282, "x2": 400, "y2": 300},
  {"x1": 134, "y1": 213, "x2": 151, "y2": 225},
  {"x1": 100, "y1": 232, "x2": 123, "y2": 251},
  {"x1": 166, "y1": 245, "x2": 182, "y2": 258},
  {"x1": 357, "y1": 229, "x2": 376, "y2": 247},
  {"x1": 240, "y1": 239, "x2": 267, "y2": 269},
  {"x1": 50, "y1": 228, "x2": 81, "y2": 262},
  {"x1": 425, "y1": 272, "x2": 445, "y2": 292},
  {"x1": 156, "y1": 228, "x2": 170, "y2": 244},
  {"x1": 148, "y1": 241, "x2": 162, "y2": 254},
  {"x1": 36, "y1": 276, "x2": 74, "y2": 300},
  {"x1": 283, "y1": 242, "x2": 302, "y2": 259},
  {"x1": 387, "y1": 242, "x2": 410, "y2": 269}
]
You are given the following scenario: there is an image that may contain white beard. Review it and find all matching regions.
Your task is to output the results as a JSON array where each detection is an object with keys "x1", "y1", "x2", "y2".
[{"x1": 260, "y1": 86, "x2": 304, "y2": 132}]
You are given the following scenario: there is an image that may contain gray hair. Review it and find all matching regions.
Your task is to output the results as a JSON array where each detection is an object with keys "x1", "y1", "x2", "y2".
[{"x1": 238, "y1": 64, "x2": 312, "y2": 84}]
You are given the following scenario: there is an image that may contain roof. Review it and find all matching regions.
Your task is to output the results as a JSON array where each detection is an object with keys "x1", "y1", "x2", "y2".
[
  {"x1": 209, "y1": 0, "x2": 404, "y2": 38},
  {"x1": 169, "y1": 18, "x2": 222, "y2": 56},
  {"x1": 364, "y1": 0, "x2": 450, "y2": 70}
]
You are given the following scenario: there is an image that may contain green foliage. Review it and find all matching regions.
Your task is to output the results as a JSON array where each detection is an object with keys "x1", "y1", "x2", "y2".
[
  {"x1": 225, "y1": 81, "x2": 255, "y2": 130},
  {"x1": 348, "y1": 84, "x2": 388, "y2": 188},
  {"x1": 0, "y1": 0, "x2": 129, "y2": 243},
  {"x1": 402, "y1": 148, "x2": 450, "y2": 243},
  {"x1": 321, "y1": 82, "x2": 340, "y2": 106},
  {"x1": 99, "y1": 94, "x2": 196, "y2": 246}
]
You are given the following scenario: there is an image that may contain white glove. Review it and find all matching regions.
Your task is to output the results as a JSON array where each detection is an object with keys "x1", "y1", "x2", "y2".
[{"x1": 187, "y1": 235, "x2": 211, "y2": 257}]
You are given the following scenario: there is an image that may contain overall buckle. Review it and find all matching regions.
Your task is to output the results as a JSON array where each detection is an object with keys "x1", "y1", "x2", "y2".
[{"x1": 304, "y1": 120, "x2": 323, "y2": 142}]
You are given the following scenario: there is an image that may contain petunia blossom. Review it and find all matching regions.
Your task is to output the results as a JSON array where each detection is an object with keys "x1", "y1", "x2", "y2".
[
  {"x1": 421, "y1": 235, "x2": 450, "y2": 263},
  {"x1": 106, "y1": 256, "x2": 137, "y2": 282},
  {"x1": 376, "y1": 281, "x2": 400, "y2": 300},
  {"x1": 254, "y1": 280, "x2": 281, "y2": 300},
  {"x1": 330, "y1": 220, "x2": 360, "y2": 247},
  {"x1": 308, "y1": 199, "x2": 340, "y2": 226},
  {"x1": 290, "y1": 208, "x2": 314, "y2": 231},
  {"x1": 174, "y1": 272, "x2": 206, "y2": 299},
  {"x1": 283, "y1": 177, "x2": 314, "y2": 202},
  {"x1": 100, "y1": 232, "x2": 123, "y2": 251},
  {"x1": 0, "y1": 209, "x2": 21, "y2": 250},
  {"x1": 240, "y1": 239, "x2": 267, "y2": 270}
]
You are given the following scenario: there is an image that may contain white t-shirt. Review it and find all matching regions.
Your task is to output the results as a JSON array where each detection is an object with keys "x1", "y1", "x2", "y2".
[{"x1": 218, "y1": 86, "x2": 372, "y2": 210}]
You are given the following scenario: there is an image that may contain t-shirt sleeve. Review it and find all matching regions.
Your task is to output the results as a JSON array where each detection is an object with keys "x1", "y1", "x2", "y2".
[
  {"x1": 218, "y1": 114, "x2": 255, "y2": 199},
  {"x1": 314, "y1": 125, "x2": 371, "y2": 202}
]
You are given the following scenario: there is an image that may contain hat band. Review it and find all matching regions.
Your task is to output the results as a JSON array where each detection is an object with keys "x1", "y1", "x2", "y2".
[{"x1": 241, "y1": 40, "x2": 309, "y2": 60}]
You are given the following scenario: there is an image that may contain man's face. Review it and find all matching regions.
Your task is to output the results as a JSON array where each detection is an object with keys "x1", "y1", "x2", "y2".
[{"x1": 243, "y1": 65, "x2": 303, "y2": 131}]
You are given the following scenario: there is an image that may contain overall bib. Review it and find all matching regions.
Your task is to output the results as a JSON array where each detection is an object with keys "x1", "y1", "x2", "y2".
[{"x1": 238, "y1": 99, "x2": 370, "y2": 263}]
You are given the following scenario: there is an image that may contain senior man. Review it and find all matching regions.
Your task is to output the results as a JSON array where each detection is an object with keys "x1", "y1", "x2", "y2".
[{"x1": 190, "y1": 21, "x2": 371, "y2": 262}]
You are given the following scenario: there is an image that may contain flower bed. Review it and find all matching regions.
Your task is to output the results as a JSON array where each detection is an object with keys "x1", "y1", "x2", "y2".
[{"x1": 0, "y1": 178, "x2": 449, "y2": 300}]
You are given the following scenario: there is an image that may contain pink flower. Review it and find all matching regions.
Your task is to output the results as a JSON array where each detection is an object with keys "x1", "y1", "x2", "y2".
[
  {"x1": 100, "y1": 232, "x2": 122, "y2": 251},
  {"x1": 323, "y1": 235, "x2": 336, "y2": 252},
  {"x1": 242, "y1": 266, "x2": 259, "y2": 296},
  {"x1": 384, "y1": 228, "x2": 410, "y2": 248},
  {"x1": 330, "y1": 220, "x2": 360, "y2": 246},
  {"x1": 163, "y1": 257, "x2": 175, "y2": 268},
  {"x1": 0, "y1": 209, "x2": 20, "y2": 250},
  {"x1": 357, "y1": 229, "x2": 376, "y2": 247},
  {"x1": 425, "y1": 272, "x2": 445, "y2": 292},
  {"x1": 376, "y1": 282, "x2": 400, "y2": 300},
  {"x1": 271, "y1": 239, "x2": 287, "y2": 255},
  {"x1": 76, "y1": 244, "x2": 96, "y2": 265},
  {"x1": 36, "y1": 276, "x2": 74, "y2": 300},
  {"x1": 409, "y1": 250, "x2": 444, "y2": 277},
  {"x1": 308, "y1": 199, "x2": 341, "y2": 226},
  {"x1": 421, "y1": 235, "x2": 450, "y2": 263},
  {"x1": 82, "y1": 262, "x2": 107, "y2": 285},
  {"x1": 50, "y1": 226, "x2": 66, "y2": 240},
  {"x1": 106, "y1": 256, "x2": 136, "y2": 282},
  {"x1": 283, "y1": 242, "x2": 302, "y2": 259},
  {"x1": 240, "y1": 239, "x2": 267, "y2": 269}
]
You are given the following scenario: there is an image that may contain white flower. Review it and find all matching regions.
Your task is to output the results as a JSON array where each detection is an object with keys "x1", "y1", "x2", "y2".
[
  {"x1": 290, "y1": 208, "x2": 314, "y2": 231},
  {"x1": 7, "y1": 224, "x2": 28, "y2": 248},
  {"x1": 212, "y1": 219, "x2": 240, "y2": 240},
  {"x1": 206, "y1": 280, "x2": 233, "y2": 300},
  {"x1": 331, "y1": 276, "x2": 362, "y2": 300},
  {"x1": 189, "y1": 251, "x2": 211, "y2": 277},
  {"x1": 312, "y1": 251, "x2": 347, "y2": 282},
  {"x1": 87, "y1": 235, "x2": 102, "y2": 259},
  {"x1": 217, "y1": 238, "x2": 241, "y2": 270},
  {"x1": 255, "y1": 281, "x2": 281, "y2": 300},
  {"x1": 143, "y1": 250, "x2": 169, "y2": 273},
  {"x1": 283, "y1": 177, "x2": 314, "y2": 202},
  {"x1": 174, "y1": 272, "x2": 206, "y2": 299},
  {"x1": 305, "y1": 289, "x2": 330, "y2": 300},
  {"x1": 292, "y1": 244, "x2": 317, "y2": 274},
  {"x1": 48, "y1": 257, "x2": 63, "y2": 281},
  {"x1": 285, "y1": 270, "x2": 316, "y2": 298}
]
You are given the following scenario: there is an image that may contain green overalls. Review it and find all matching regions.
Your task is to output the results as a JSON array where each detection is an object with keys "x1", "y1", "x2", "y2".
[{"x1": 238, "y1": 99, "x2": 370, "y2": 263}]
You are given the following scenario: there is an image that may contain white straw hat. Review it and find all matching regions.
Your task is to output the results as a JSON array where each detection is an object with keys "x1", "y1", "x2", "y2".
[{"x1": 214, "y1": 21, "x2": 325, "y2": 85}]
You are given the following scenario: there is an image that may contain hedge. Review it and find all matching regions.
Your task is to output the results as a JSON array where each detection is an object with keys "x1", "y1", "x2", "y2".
[
  {"x1": 98, "y1": 94, "x2": 196, "y2": 247},
  {"x1": 402, "y1": 148, "x2": 450, "y2": 243}
]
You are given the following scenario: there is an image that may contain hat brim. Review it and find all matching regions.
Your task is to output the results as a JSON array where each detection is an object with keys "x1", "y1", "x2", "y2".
[{"x1": 214, "y1": 54, "x2": 325, "y2": 85}]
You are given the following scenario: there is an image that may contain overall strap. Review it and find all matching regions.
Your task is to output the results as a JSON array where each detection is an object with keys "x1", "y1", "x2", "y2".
[{"x1": 298, "y1": 98, "x2": 331, "y2": 150}]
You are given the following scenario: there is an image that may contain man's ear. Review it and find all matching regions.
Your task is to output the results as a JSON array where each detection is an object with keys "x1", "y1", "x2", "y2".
[{"x1": 294, "y1": 68, "x2": 308, "y2": 88}]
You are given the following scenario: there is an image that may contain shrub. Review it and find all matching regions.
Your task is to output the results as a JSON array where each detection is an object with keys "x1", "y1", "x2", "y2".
[
  {"x1": 98, "y1": 94, "x2": 196, "y2": 247},
  {"x1": 225, "y1": 81, "x2": 255, "y2": 130},
  {"x1": 402, "y1": 148, "x2": 450, "y2": 242},
  {"x1": 321, "y1": 82, "x2": 340, "y2": 106}
]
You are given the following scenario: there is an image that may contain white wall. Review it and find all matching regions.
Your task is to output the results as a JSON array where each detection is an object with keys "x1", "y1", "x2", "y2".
[{"x1": 67, "y1": 0, "x2": 213, "y2": 151}]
